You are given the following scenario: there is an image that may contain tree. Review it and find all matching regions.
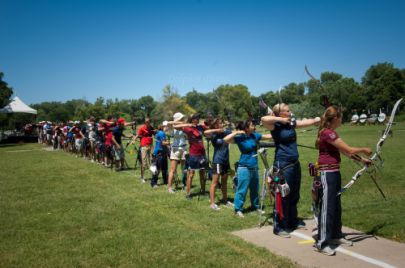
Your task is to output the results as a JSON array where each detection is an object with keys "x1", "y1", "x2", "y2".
[
  {"x1": 137, "y1": 95, "x2": 157, "y2": 119},
  {"x1": 152, "y1": 85, "x2": 195, "y2": 123},
  {"x1": 215, "y1": 84, "x2": 253, "y2": 121},
  {"x1": 362, "y1": 63, "x2": 405, "y2": 112},
  {"x1": 0, "y1": 72, "x2": 14, "y2": 108},
  {"x1": 280, "y1": 83, "x2": 305, "y2": 104},
  {"x1": 87, "y1": 97, "x2": 106, "y2": 120}
]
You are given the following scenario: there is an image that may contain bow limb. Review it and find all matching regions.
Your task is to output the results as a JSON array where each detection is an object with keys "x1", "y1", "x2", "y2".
[
  {"x1": 339, "y1": 98, "x2": 403, "y2": 198},
  {"x1": 339, "y1": 165, "x2": 367, "y2": 196}
]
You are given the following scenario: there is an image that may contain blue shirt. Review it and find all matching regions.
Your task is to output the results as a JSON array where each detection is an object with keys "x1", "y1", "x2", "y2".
[
  {"x1": 211, "y1": 129, "x2": 232, "y2": 164},
  {"x1": 234, "y1": 132, "x2": 262, "y2": 168},
  {"x1": 271, "y1": 122, "x2": 299, "y2": 163},
  {"x1": 153, "y1": 130, "x2": 167, "y2": 155}
]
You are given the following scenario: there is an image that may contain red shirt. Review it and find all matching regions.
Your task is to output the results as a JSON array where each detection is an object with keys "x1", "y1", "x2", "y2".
[
  {"x1": 104, "y1": 123, "x2": 114, "y2": 146},
  {"x1": 72, "y1": 127, "x2": 82, "y2": 139},
  {"x1": 183, "y1": 124, "x2": 207, "y2": 156},
  {"x1": 318, "y1": 128, "x2": 341, "y2": 168},
  {"x1": 138, "y1": 125, "x2": 154, "y2": 147}
]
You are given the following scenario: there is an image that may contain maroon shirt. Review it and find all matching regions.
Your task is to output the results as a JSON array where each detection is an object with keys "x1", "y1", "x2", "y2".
[
  {"x1": 183, "y1": 124, "x2": 207, "y2": 156},
  {"x1": 318, "y1": 128, "x2": 341, "y2": 168}
]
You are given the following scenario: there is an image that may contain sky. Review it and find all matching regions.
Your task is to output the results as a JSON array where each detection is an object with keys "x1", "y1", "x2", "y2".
[{"x1": 1, "y1": 0, "x2": 405, "y2": 105}]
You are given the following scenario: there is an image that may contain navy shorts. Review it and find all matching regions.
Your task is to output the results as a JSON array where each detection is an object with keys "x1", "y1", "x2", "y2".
[
  {"x1": 188, "y1": 155, "x2": 207, "y2": 170},
  {"x1": 212, "y1": 162, "x2": 230, "y2": 175}
]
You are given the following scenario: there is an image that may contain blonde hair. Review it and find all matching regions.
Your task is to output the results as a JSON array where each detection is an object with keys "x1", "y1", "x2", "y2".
[
  {"x1": 315, "y1": 106, "x2": 342, "y2": 148},
  {"x1": 272, "y1": 103, "x2": 287, "y2": 117}
]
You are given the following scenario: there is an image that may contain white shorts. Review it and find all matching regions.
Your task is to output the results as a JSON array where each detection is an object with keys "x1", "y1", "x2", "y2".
[
  {"x1": 75, "y1": 139, "x2": 83, "y2": 151},
  {"x1": 170, "y1": 147, "x2": 187, "y2": 161},
  {"x1": 113, "y1": 145, "x2": 125, "y2": 161}
]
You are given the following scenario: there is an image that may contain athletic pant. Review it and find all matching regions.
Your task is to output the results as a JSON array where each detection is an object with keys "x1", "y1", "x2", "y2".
[
  {"x1": 234, "y1": 167, "x2": 259, "y2": 212},
  {"x1": 316, "y1": 170, "x2": 343, "y2": 249},
  {"x1": 151, "y1": 152, "x2": 168, "y2": 186},
  {"x1": 273, "y1": 161, "x2": 301, "y2": 232}
]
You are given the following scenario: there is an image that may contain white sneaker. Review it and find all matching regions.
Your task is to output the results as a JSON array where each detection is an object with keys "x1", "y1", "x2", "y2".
[
  {"x1": 225, "y1": 201, "x2": 234, "y2": 208},
  {"x1": 235, "y1": 211, "x2": 244, "y2": 218},
  {"x1": 256, "y1": 209, "x2": 265, "y2": 215},
  {"x1": 141, "y1": 178, "x2": 146, "y2": 183},
  {"x1": 275, "y1": 230, "x2": 291, "y2": 238},
  {"x1": 210, "y1": 204, "x2": 221, "y2": 211},
  {"x1": 168, "y1": 188, "x2": 175, "y2": 194},
  {"x1": 317, "y1": 245, "x2": 336, "y2": 256},
  {"x1": 330, "y1": 238, "x2": 353, "y2": 246}
]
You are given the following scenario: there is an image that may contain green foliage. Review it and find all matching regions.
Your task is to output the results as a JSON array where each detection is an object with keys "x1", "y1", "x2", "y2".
[
  {"x1": 362, "y1": 63, "x2": 405, "y2": 112},
  {"x1": 152, "y1": 85, "x2": 196, "y2": 123},
  {"x1": 0, "y1": 72, "x2": 14, "y2": 108},
  {"x1": 12, "y1": 62, "x2": 404, "y2": 125},
  {"x1": 215, "y1": 84, "x2": 253, "y2": 121},
  {"x1": 280, "y1": 83, "x2": 305, "y2": 104}
]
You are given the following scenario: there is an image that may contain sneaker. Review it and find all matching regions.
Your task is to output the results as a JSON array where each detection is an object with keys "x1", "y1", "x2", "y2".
[
  {"x1": 152, "y1": 184, "x2": 158, "y2": 188},
  {"x1": 295, "y1": 220, "x2": 307, "y2": 230},
  {"x1": 168, "y1": 188, "x2": 175, "y2": 194},
  {"x1": 330, "y1": 238, "x2": 353, "y2": 246},
  {"x1": 274, "y1": 229, "x2": 291, "y2": 238},
  {"x1": 225, "y1": 201, "x2": 234, "y2": 208},
  {"x1": 210, "y1": 204, "x2": 221, "y2": 211},
  {"x1": 235, "y1": 211, "x2": 244, "y2": 218},
  {"x1": 186, "y1": 194, "x2": 192, "y2": 200},
  {"x1": 315, "y1": 245, "x2": 336, "y2": 256},
  {"x1": 141, "y1": 178, "x2": 146, "y2": 183},
  {"x1": 256, "y1": 209, "x2": 265, "y2": 215}
]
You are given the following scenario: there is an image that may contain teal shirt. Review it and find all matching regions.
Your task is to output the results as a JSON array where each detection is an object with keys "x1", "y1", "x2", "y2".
[{"x1": 234, "y1": 132, "x2": 262, "y2": 168}]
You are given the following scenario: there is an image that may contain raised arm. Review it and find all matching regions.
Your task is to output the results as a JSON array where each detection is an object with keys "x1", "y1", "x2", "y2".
[
  {"x1": 296, "y1": 117, "x2": 321, "y2": 128},
  {"x1": 261, "y1": 115, "x2": 290, "y2": 131},
  {"x1": 204, "y1": 128, "x2": 223, "y2": 137},
  {"x1": 261, "y1": 133, "x2": 273, "y2": 140},
  {"x1": 173, "y1": 123, "x2": 192, "y2": 130},
  {"x1": 224, "y1": 130, "x2": 244, "y2": 144}
]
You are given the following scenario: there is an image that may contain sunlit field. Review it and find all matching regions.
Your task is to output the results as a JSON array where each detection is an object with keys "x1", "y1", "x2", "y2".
[{"x1": 1, "y1": 122, "x2": 404, "y2": 267}]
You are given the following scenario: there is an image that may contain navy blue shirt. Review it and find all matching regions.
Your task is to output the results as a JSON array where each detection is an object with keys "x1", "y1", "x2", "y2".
[
  {"x1": 112, "y1": 126, "x2": 124, "y2": 145},
  {"x1": 211, "y1": 129, "x2": 232, "y2": 164},
  {"x1": 271, "y1": 122, "x2": 299, "y2": 163},
  {"x1": 234, "y1": 132, "x2": 262, "y2": 168}
]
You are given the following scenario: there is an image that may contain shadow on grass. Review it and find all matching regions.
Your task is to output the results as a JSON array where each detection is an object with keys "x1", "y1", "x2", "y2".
[
  {"x1": 345, "y1": 222, "x2": 391, "y2": 242},
  {"x1": 0, "y1": 143, "x2": 24, "y2": 148}
]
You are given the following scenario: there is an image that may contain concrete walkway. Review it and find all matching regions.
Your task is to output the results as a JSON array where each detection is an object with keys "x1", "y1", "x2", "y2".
[{"x1": 232, "y1": 220, "x2": 405, "y2": 268}]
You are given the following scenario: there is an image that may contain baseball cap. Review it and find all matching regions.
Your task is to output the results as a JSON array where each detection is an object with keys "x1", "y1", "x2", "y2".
[{"x1": 117, "y1": 118, "x2": 126, "y2": 125}]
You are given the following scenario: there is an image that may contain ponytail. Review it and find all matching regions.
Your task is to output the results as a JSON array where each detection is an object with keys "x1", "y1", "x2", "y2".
[{"x1": 315, "y1": 106, "x2": 342, "y2": 148}]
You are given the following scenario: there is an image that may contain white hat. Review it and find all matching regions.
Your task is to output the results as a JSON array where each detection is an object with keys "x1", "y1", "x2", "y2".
[
  {"x1": 162, "y1": 120, "x2": 168, "y2": 126},
  {"x1": 173, "y1": 112, "x2": 185, "y2": 122}
]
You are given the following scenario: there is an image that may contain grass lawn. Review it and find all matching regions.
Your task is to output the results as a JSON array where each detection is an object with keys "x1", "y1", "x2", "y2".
[
  {"x1": 1, "y1": 122, "x2": 404, "y2": 267},
  {"x1": 0, "y1": 143, "x2": 294, "y2": 267}
]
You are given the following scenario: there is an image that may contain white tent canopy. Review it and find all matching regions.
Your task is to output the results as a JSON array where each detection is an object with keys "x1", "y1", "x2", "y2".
[{"x1": 0, "y1": 96, "x2": 37, "y2": 114}]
